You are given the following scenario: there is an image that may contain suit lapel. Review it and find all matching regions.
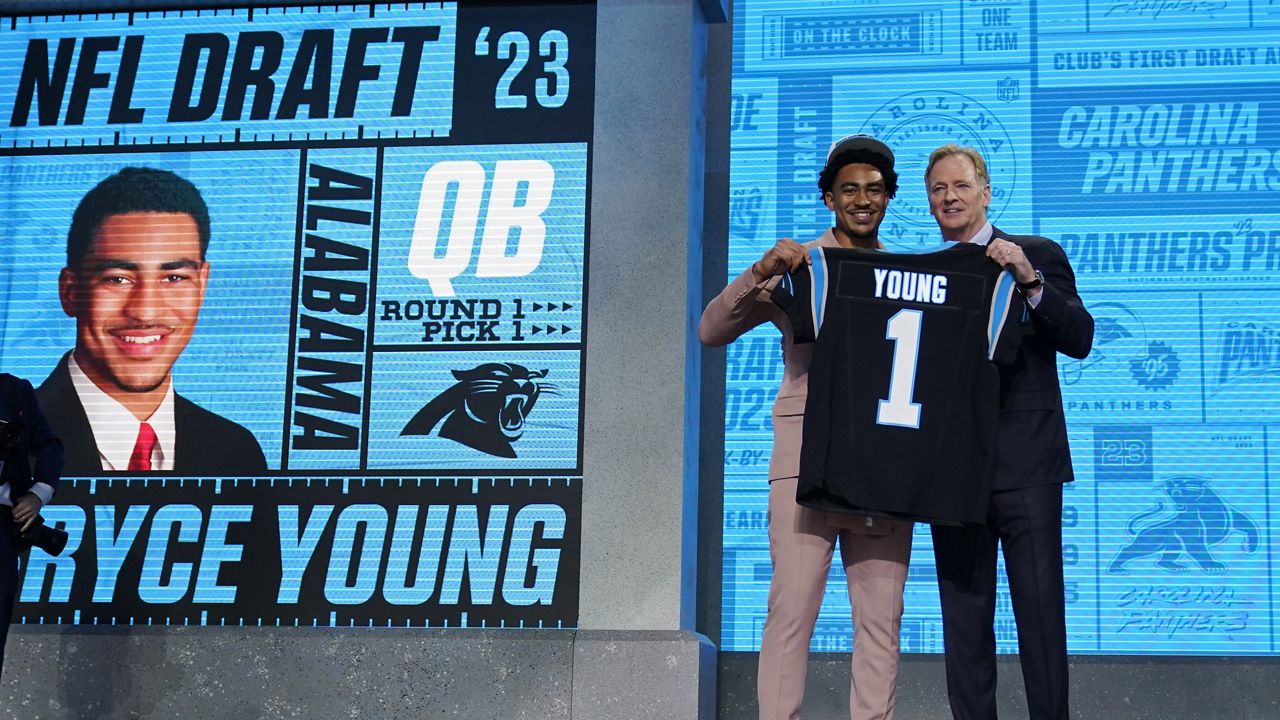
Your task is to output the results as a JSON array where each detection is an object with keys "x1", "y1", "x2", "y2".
[
  {"x1": 39, "y1": 354, "x2": 103, "y2": 474},
  {"x1": 172, "y1": 393, "x2": 196, "y2": 474}
]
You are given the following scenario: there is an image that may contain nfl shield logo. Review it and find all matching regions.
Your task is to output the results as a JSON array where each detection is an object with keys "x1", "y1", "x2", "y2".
[{"x1": 996, "y1": 77, "x2": 1019, "y2": 102}]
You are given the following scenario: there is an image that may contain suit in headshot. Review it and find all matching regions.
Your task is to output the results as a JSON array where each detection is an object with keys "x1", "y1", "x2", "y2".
[{"x1": 36, "y1": 167, "x2": 267, "y2": 476}]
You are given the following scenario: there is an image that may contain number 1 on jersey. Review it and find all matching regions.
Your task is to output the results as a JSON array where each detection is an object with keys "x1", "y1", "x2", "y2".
[{"x1": 877, "y1": 309, "x2": 922, "y2": 428}]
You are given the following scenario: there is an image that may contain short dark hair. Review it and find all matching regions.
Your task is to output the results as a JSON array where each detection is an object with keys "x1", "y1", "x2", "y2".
[
  {"x1": 66, "y1": 167, "x2": 211, "y2": 269},
  {"x1": 817, "y1": 148, "x2": 899, "y2": 199}
]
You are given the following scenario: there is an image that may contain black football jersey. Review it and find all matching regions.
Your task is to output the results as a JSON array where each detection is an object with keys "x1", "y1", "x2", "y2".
[{"x1": 772, "y1": 242, "x2": 1020, "y2": 525}]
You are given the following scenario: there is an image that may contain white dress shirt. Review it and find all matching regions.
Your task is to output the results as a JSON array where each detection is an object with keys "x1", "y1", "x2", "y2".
[{"x1": 68, "y1": 354, "x2": 177, "y2": 472}]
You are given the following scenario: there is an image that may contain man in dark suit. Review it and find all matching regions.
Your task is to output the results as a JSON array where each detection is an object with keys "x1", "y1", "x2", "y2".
[
  {"x1": 37, "y1": 167, "x2": 266, "y2": 476},
  {"x1": 0, "y1": 373, "x2": 64, "y2": 671},
  {"x1": 925, "y1": 145, "x2": 1094, "y2": 720}
]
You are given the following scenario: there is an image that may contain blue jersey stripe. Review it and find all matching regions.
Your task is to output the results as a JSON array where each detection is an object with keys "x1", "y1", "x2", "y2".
[
  {"x1": 809, "y1": 247, "x2": 827, "y2": 334},
  {"x1": 987, "y1": 269, "x2": 1017, "y2": 360}
]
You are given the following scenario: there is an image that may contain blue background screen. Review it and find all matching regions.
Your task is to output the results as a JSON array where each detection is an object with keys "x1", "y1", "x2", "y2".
[
  {"x1": 723, "y1": 0, "x2": 1280, "y2": 656},
  {"x1": 0, "y1": 2, "x2": 594, "y2": 630}
]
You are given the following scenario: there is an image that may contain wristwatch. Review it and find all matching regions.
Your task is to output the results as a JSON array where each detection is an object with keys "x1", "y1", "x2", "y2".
[{"x1": 1018, "y1": 270, "x2": 1044, "y2": 292}]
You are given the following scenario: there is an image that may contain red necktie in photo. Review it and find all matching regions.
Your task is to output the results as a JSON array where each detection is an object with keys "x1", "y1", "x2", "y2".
[{"x1": 128, "y1": 422, "x2": 158, "y2": 472}]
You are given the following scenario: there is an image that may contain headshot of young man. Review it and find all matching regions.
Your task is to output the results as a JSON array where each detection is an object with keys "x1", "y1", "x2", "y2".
[{"x1": 37, "y1": 167, "x2": 268, "y2": 476}]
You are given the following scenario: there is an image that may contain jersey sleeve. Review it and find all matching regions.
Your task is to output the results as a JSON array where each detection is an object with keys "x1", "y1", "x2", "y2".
[
  {"x1": 986, "y1": 268, "x2": 1024, "y2": 364},
  {"x1": 769, "y1": 248, "x2": 825, "y2": 343}
]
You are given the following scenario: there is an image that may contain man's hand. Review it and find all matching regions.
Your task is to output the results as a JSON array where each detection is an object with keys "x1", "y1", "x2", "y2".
[
  {"x1": 752, "y1": 238, "x2": 811, "y2": 281},
  {"x1": 986, "y1": 238, "x2": 1040, "y2": 296},
  {"x1": 12, "y1": 492, "x2": 43, "y2": 532}
]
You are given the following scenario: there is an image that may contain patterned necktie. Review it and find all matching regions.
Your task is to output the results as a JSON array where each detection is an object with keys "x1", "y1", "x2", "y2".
[{"x1": 128, "y1": 422, "x2": 158, "y2": 472}]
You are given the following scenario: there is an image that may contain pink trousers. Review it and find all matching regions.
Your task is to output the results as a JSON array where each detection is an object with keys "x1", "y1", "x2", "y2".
[{"x1": 757, "y1": 477, "x2": 913, "y2": 720}]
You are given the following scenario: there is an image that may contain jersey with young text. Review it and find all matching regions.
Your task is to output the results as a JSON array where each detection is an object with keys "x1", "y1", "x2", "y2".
[{"x1": 772, "y1": 242, "x2": 1019, "y2": 525}]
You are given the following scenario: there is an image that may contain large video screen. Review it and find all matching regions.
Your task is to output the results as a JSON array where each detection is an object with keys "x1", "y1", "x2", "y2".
[
  {"x1": 724, "y1": 0, "x2": 1279, "y2": 655},
  {"x1": 0, "y1": 1, "x2": 593, "y2": 629}
]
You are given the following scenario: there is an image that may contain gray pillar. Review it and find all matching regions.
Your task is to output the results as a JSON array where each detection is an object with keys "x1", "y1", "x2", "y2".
[
  {"x1": 581, "y1": 0, "x2": 707, "y2": 633},
  {"x1": 571, "y1": 0, "x2": 719, "y2": 717}
]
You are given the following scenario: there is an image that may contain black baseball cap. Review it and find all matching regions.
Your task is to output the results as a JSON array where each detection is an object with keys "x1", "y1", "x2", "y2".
[{"x1": 825, "y1": 134, "x2": 895, "y2": 167}]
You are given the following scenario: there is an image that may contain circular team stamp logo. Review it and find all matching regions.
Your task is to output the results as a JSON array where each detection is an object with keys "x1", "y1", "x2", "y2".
[{"x1": 863, "y1": 89, "x2": 1017, "y2": 249}]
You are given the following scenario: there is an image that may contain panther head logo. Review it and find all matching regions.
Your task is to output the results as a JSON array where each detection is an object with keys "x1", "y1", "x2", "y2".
[{"x1": 401, "y1": 363, "x2": 557, "y2": 458}]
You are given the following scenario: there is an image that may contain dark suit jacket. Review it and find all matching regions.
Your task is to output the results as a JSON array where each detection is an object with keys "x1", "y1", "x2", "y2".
[
  {"x1": 993, "y1": 227, "x2": 1094, "y2": 490},
  {"x1": 36, "y1": 354, "x2": 267, "y2": 476},
  {"x1": 0, "y1": 374, "x2": 64, "y2": 497}
]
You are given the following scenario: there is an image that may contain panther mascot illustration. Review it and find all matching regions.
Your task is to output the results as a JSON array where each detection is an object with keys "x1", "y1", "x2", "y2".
[
  {"x1": 1107, "y1": 475, "x2": 1260, "y2": 575},
  {"x1": 401, "y1": 363, "x2": 554, "y2": 458}
]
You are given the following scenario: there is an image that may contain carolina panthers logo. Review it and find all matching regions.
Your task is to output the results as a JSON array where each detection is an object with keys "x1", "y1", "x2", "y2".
[
  {"x1": 1214, "y1": 318, "x2": 1280, "y2": 394},
  {"x1": 401, "y1": 363, "x2": 557, "y2": 458},
  {"x1": 1108, "y1": 476, "x2": 1260, "y2": 575},
  {"x1": 1060, "y1": 302, "x2": 1142, "y2": 386},
  {"x1": 1128, "y1": 341, "x2": 1180, "y2": 390}
]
